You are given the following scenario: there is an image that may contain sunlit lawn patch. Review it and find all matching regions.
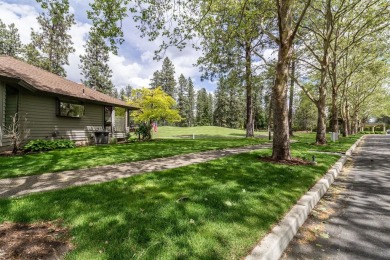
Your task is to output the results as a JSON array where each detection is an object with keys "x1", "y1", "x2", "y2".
[
  {"x1": 153, "y1": 126, "x2": 268, "y2": 139},
  {"x1": 0, "y1": 138, "x2": 266, "y2": 179},
  {"x1": 291, "y1": 132, "x2": 363, "y2": 153}
]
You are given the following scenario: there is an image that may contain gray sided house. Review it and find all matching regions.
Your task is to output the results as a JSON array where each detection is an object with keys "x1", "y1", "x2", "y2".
[{"x1": 0, "y1": 56, "x2": 138, "y2": 150}]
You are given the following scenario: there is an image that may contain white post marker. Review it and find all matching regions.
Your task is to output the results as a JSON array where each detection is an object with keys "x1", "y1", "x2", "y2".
[{"x1": 193, "y1": 133, "x2": 195, "y2": 139}]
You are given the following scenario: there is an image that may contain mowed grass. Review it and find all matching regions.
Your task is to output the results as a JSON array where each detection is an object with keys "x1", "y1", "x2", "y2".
[
  {"x1": 153, "y1": 126, "x2": 268, "y2": 139},
  {"x1": 0, "y1": 148, "x2": 341, "y2": 259},
  {"x1": 291, "y1": 132, "x2": 363, "y2": 153},
  {"x1": 0, "y1": 138, "x2": 267, "y2": 179}
]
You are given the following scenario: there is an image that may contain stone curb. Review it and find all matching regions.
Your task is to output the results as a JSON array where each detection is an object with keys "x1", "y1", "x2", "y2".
[{"x1": 246, "y1": 135, "x2": 365, "y2": 260}]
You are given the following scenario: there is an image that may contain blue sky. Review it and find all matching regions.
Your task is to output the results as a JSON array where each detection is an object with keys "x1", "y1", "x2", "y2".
[{"x1": 0, "y1": 0, "x2": 216, "y2": 92}]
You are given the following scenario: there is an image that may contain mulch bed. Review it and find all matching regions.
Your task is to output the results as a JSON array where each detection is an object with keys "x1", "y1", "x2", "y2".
[
  {"x1": 258, "y1": 156, "x2": 311, "y2": 166},
  {"x1": 0, "y1": 221, "x2": 73, "y2": 260}
]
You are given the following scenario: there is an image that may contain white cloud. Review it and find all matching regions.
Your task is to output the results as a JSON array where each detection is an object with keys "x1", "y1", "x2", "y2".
[
  {"x1": 0, "y1": 2, "x2": 39, "y2": 44},
  {"x1": 108, "y1": 54, "x2": 146, "y2": 88},
  {"x1": 64, "y1": 22, "x2": 91, "y2": 83},
  {"x1": 140, "y1": 51, "x2": 154, "y2": 63}
]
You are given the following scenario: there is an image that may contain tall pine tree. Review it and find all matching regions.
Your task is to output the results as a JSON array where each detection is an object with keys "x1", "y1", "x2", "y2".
[
  {"x1": 196, "y1": 88, "x2": 212, "y2": 126},
  {"x1": 149, "y1": 70, "x2": 161, "y2": 89},
  {"x1": 0, "y1": 20, "x2": 22, "y2": 57},
  {"x1": 159, "y1": 57, "x2": 176, "y2": 98},
  {"x1": 111, "y1": 88, "x2": 119, "y2": 99},
  {"x1": 27, "y1": 0, "x2": 75, "y2": 76},
  {"x1": 120, "y1": 88, "x2": 126, "y2": 101},
  {"x1": 207, "y1": 93, "x2": 214, "y2": 125},
  {"x1": 214, "y1": 73, "x2": 245, "y2": 129},
  {"x1": 177, "y1": 74, "x2": 188, "y2": 126},
  {"x1": 125, "y1": 85, "x2": 133, "y2": 100},
  {"x1": 187, "y1": 77, "x2": 195, "y2": 127},
  {"x1": 79, "y1": 27, "x2": 114, "y2": 94},
  {"x1": 214, "y1": 77, "x2": 230, "y2": 127},
  {"x1": 227, "y1": 75, "x2": 245, "y2": 129}
]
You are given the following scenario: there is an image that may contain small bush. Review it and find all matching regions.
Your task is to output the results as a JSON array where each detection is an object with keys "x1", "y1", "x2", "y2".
[
  {"x1": 128, "y1": 135, "x2": 137, "y2": 143},
  {"x1": 24, "y1": 139, "x2": 76, "y2": 152},
  {"x1": 135, "y1": 123, "x2": 152, "y2": 140}
]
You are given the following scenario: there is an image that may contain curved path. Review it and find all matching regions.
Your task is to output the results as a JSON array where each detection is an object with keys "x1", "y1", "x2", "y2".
[
  {"x1": 283, "y1": 135, "x2": 390, "y2": 260},
  {"x1": 0, "y1": 143, "x2": 271, "y2": 198}
]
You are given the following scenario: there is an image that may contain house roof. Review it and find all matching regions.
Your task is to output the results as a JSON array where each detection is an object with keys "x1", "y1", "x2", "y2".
[{"x1": 0, "y1": 56, "x2": 138, "y2": 109}]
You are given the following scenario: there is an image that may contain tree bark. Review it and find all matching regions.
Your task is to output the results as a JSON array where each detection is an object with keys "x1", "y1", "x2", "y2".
[
  {"x1": 288, "y1": 60, "x2": 295, "y2": 137},
  {"x1": 330, "y1": 34, "x2": 339, "y2": 133},
  {"x1": 316, "y1": 99, "x2": 327, "y2": 144},
  {"x1": 267, "y1": 93, "x2": 273, "y2": 140},
  {"x1": 272, "y1": 1, "x2": 292, "y2": 160},
  {"x1": 330, "y1": 87, "x2": 339, "y2": 133},
  {"x1": 315, "y1": 0, "x2": 332, "y2": 144},
  {"x1": 245, "y1": 41, "x2": 254, "y2": 138},
  {"x1": 344, "y1": 102, "x2": 350, "y2": 137},
  {"x1": 271, "y1": 0, "x2": 310, "y2": 160}
]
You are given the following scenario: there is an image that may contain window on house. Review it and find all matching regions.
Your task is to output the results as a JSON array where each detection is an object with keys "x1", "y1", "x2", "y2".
[{"x1": 57, "y1": 100, "x2": 85, "y2": 118}]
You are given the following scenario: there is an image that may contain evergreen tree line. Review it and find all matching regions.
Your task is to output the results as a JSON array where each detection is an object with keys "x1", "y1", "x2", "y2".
[
  {"x1": 149, "y1": 57, "x2": 205, "y2": 127},
  {"x1": 148, "y1": 57, "x2": 274, "y2": 130}
]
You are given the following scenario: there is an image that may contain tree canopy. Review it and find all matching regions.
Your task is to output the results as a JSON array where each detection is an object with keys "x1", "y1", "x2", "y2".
[{"x1": 129, "y1": 87, "x2": 181, "y2": 124}]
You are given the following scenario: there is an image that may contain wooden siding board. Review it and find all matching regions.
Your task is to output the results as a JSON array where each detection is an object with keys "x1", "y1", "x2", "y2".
[
  {"x1": 0, "y1": 82, "x2": 5, "y2": 127},
  {"x1": 19, "y1": 92, "x2": 104, "y2": 142},
  {"x1": 5, "y1": 91, "x2": 18, "y2": 127},
  {"x1": 0, "y1": 82, "x2": 5, "y2": 147}
]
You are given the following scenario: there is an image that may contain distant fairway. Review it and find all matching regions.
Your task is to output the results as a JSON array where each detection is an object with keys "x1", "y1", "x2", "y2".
[{"x1": 152, "y1": 126, "x2": 268, "y2": 139}]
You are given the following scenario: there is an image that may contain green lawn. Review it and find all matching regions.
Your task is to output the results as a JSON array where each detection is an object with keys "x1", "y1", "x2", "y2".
[
  {"x1": 291, "y1": 132, "x2": 363, "y2": 153},
  {"x1": 153, "y1": 126, "x2": 268, "y2": 139},
  {"x1": 0, "y1": 149, "x2": 340, "y2": 259},
  {"x1": 0, "y1": 138, "x2": 267, "y2": 179},
  {"x1": 0, "y1": 134, "x2": 361, "y2": 259}
]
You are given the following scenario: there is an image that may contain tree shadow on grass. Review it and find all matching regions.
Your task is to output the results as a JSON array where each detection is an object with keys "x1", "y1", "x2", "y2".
[{"x1": 0, "y1": 151, "x2": 339, "y2": 259}]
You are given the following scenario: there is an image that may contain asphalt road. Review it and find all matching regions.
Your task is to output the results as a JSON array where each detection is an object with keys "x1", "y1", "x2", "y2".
[{"x1": 282, "y1": 135, "x2": 390, "y2": 260}]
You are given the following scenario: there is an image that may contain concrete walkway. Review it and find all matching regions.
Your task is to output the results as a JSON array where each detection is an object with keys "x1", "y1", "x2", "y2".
[
  {"x1": 283, "y1": 135, "x2": 390, "y2": 260},
  {"x1": 0, "y1": 143, "x2": 271, "y2": 198}
]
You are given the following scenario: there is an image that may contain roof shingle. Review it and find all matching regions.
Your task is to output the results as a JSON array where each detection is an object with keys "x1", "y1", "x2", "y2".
[{"x1": 0, "y1": 56, "x2": 138, "y2": 109}]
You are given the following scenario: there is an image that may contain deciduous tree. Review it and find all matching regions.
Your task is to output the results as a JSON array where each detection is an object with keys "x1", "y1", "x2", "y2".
[{"x1": 129, "y1": 87, "x2": 181, "y2": 124}]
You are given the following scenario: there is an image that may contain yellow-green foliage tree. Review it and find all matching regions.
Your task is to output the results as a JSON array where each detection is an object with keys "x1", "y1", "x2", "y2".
[{"x1": 129, "y1": 87, "x2": 181, "y2": 124}]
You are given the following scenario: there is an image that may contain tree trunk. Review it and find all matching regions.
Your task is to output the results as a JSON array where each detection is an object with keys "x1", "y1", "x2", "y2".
[
  {"x1": 316, "y1": 100, "x2": 327, "y2": 144},
  {"x1": 272, "y1": 13, "x2": 292, "y2": 159},
  {"x1": 272, "y1": 0, "x2": 310, "y2": 160},
  {"x1": 245, "y1": 41, "x2": 254, "y2": 138},
  {"x1": 288, "y1": 60, "x2": 295, "y2": 137},
  {"x1": 344, "y1": 102, "x2": 350, "y2": 137},
  {"x1": 351, "y1": 113, "x2": 358, "y2": 135},
  {"x1": 12, "y1": 141, "x2": 18, "y2": 154},
  {"x1": 315, "y1": 0, "x2": 332, "y2": 144},
  {"x1": 331, "y1": 88, "x2": 339, "y2": 133},
  {"x1": 267, "y1": 94, "x2": 273, "y2": 140}
]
